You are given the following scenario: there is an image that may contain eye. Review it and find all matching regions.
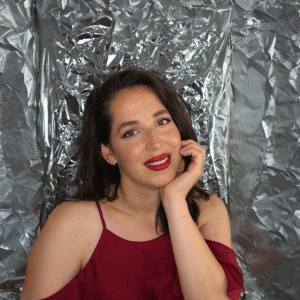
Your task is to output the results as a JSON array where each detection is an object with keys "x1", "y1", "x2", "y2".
[
  {"x1": 121, "y1": 130, "x2": 138, "y2": 138},
  {"x1": 157, "y1": 118, "x2": 171, "y2": 126}
]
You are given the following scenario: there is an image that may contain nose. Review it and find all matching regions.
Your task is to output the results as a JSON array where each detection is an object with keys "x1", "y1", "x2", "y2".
[{"x1": 145, "y1": 128, "x2": 162, "y2": 151}]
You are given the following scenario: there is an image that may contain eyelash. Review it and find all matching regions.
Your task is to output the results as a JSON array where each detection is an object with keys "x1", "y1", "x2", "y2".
[{"x1": 121, "y1": 118, "x2": 172, "y2": 138}]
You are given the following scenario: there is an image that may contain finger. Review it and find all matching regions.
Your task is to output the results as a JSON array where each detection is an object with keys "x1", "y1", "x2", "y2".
[
  {"x1": 181, "y1": 140, "x2": 206, "y2": 151},
  {"x1": 180, "y1": 149, "x2": 205, "y2": 172},
  {"x1": 180, "y1": 145, "x2": 206, "y2": 157},
  {"x1": 179, "y1": 151, "x2": 205, "y2": 182},
  {"x1": 181, "y1": 139, "x2": 191, "y2": 144},
  {"x1": 181, "y1": 139, "x2": 197, "y2": 147},
  {"x1": 180, "y1": 146, "x2": 206, "y2": 165}
]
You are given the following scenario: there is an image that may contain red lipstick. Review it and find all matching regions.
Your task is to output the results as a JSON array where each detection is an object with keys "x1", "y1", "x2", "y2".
[
  {"x1": 144, "y1": 153, "x2": 170, "y2": 165},
  {"x1": 144, "y1": 153, "x2": 171, "y2": 171}
]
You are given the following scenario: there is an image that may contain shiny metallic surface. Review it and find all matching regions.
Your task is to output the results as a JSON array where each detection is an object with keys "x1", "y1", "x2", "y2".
[
  {"x1": 0, "y1": 0, "x2": 42, "y2": 298},
  {"x1": 230, "y1": 1, "x2": 300, "y2": 299},
  {"x1": 0, "y1": 0, "x2": 299, "y2": 299}
]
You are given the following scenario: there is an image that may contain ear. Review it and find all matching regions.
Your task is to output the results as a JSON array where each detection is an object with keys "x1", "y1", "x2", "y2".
[{"x1": 101, "y1": 143, "x2": 116, "y2": 165}]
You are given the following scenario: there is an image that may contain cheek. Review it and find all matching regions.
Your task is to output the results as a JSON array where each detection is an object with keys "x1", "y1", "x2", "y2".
[
  {"x1": 166, "y1": 127, "x2": 182, "y2": 148},
  {"x1": 116, "y1": 143, "x2": 144, "y2": 163}
]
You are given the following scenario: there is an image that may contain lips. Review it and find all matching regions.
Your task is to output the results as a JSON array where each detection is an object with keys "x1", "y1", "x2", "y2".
[{"x1": 144, "y1": 153, "x2": 171, "y2": 165}]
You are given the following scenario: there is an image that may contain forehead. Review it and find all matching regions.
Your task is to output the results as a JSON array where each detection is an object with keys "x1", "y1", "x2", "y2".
[{"x1": 109, "y1": 85, "x2": 167, "y2": 119}]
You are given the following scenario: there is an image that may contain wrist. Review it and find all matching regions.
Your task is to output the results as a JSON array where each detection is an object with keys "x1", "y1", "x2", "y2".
[{"x1": 162, "y1": 196, "x2": 189, "y2": 216}]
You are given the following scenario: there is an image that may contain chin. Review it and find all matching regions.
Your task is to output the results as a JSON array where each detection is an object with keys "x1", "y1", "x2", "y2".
[{"x1": 155, "y1": 173, "x2": 177, "y2": 187}]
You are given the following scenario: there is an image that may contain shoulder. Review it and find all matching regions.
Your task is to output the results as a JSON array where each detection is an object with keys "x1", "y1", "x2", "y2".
[
  {"x1": 37, "y1": 200, "x2": 94, "y2": 247},
  {"x1": 196, "y1": 194, "x2": 233, "y2": 249},
  {"x1": 40, "y1": 200, "x2": 99, "y2": 241},
  {"x1": 21, "y1": 200, "x2": 101, "y2": 300},
  {"x1": 47, "y1": 200, "x2": 98, "y2": 229},
  {"x1": 43, "y1": 200, "x2": 103, "y2": 265},
  {"x1": 48, "y1": 199, "x2": 103, "y2": 254}
]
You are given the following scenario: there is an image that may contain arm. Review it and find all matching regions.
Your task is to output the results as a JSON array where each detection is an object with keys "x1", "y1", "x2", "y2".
[
  {"x1": 20, "y1": 201, "x2": 86, "y2": 300},
  {"x1": 160, "y1": 140, "x2": 232, "y2": 300},
  {"x1": 164, "y1": 194, "x2": 231, "y2": 300}
]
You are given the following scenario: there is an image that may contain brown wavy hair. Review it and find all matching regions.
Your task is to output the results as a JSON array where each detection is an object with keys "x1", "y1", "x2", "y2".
[{"x1": 72, "y1": 69, "x2": 209, "y2": 235}]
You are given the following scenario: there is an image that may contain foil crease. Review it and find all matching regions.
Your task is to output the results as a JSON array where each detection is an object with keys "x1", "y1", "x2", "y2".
[
  {"x1": 0, "y1": 0, "x2": 299, "y2": 299},
  {"x1": 0, "y1": 0, "x2": 42, "y2": 298},
  {"x1": 230, "y1": 0, "x2": 300, "y2": 299}
]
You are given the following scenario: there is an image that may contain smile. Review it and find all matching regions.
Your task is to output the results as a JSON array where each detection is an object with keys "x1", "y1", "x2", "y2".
[
  {"x1": 144, "y1": 155, "x2": 171, "y2": 171},
  {"x1": 145, "y1": 156, "x2": 169, "y2": 166}
]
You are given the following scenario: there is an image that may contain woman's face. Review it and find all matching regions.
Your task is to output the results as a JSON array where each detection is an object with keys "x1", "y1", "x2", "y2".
[{"x1": 101, "y1": 84, "x2": 183, "y2": 191}]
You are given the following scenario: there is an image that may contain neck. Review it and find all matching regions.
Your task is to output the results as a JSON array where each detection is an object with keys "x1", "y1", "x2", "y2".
[{"x1": 111, "y1": 180, "x2": 162, "y2": 221}]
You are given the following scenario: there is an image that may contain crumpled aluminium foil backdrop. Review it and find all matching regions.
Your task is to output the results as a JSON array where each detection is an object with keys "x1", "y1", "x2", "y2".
[
  {"x1": 230, "y1": 1, "x2": 300, "y2": 299},
  {"x1": 0, "y1": 0, "x2": 42, "y2": 299},
  {"x1": 34, "y1": 0, "x2": 233, "y2": 225},
  {"x1": 0, "y1": 0, "x2": 299, "y2": 299}
]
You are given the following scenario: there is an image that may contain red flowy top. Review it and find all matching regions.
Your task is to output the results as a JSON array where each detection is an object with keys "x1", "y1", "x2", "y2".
[{"x1": 41, "y1": 200, "x2": 245, "y2": 300}]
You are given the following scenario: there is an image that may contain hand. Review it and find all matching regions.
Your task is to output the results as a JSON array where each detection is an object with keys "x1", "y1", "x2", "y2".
[{"x1": 160, "y1": 139, "x2": 206, "y2": 203}]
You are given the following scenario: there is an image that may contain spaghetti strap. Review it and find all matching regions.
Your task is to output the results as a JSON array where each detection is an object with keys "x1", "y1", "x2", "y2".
[{"x1": 95, "y1": 200, "x2": 106, "y2": 229}]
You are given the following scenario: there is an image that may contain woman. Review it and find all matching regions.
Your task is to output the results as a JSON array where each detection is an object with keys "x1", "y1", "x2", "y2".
[{"x1": 21, "y1": 69, "x2": 244, "y2": 300}]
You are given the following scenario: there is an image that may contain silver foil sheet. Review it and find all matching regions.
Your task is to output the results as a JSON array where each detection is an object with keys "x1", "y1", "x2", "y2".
[
  {"x1": 230, "y1": 1, "x2": 300, "y2": 299},
  {"x1": 0, "y1": 0, "x2": 299, "y2": 299},
  {"x1": 0, "y1": 0, "x2": 42, "y2": 298}
]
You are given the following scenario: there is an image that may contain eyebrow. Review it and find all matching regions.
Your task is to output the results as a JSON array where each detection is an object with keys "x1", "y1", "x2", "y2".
[{"x1": 117, "y1": 109, "x2": 169, "y2": 134}]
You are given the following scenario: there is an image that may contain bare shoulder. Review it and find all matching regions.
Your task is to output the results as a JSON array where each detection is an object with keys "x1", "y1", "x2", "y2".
[
  {"x1": 196, "y1": 194, "x2": 233, "y2": 249},
  {"x1": 47, "y1": 200, "x2": 92, "y2": 224},
  {"x1": 52, "y1": 200, "x2": 101, "y2": 228},
  {"x1": 40, "y1": 200, "x2": 101, "y2": 245},
  {"x1": 21, "y1": 200, "x2": 101, "y2": 300}
]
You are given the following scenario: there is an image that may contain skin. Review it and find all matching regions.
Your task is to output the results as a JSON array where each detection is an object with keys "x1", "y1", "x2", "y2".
[
  {"x1": 101, "y1": 86, "x2": 231, "y2": 300},
  {"x1": 101, "y1": 84, "x2": 185, "y2": 221},
  {"x1": 21, "y1": 84, "x2": 233, "y2": 300},
  {"x1": 101, "y1": 85, "x2": 231, "y2": 299}
]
